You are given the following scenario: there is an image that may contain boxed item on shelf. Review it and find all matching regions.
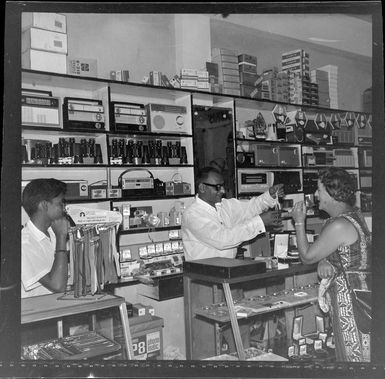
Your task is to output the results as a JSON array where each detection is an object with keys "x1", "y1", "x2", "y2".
[
  {"x1": 22, "y1": 12, "x2": 67, "y2": 34},
  {"x1": 22, "y1": 49, "x2": 67, "y2": 73},
  {"x1": 68, "y1": 58, "x2": 98, "y2": 77},
  {"x1": 22, "y1": 27, "x2": 68, "y2": 54},
  {"x1": 129, "y1": 315, "x2": 164, "y2": 360},
  {"x1": 110, "y1": 70, "x2": 130, "y2": 82}
]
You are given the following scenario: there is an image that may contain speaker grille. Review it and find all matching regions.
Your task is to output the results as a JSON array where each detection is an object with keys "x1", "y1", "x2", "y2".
[{"x1": 153, "y1": 115, "x2": 165, "y2": 129}]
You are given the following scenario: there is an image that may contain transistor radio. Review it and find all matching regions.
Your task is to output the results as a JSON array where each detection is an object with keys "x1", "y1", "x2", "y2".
[
  {"x1": 236, "y1": 152, "x2": 255, "y2": 167},
  {"x1": 63, "y1": 97, "x2": 105, "y2": 130},
  {"x1": 111, "y1": 101, "x2": 148, "y2": 132},
  {"x1": 118, "y1": 168, "x2": 165, "y2": 198},
  {"x1": 237, "y1": 169, "x2": 274, "y2": 194},
  {"x1": 22, "y1": 89, "x2": 60, "y2": 128},
  {"x1": 238, "y1": 169, "x2": 303, "y2": 194},
  {"x1": 165, "y1": 181, "x2": 192, "y2": 196},
  {"x1": 146, "y1": 103, "x2": 188, "y2": 134}
]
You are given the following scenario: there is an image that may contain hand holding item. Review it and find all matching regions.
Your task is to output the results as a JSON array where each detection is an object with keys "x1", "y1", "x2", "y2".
[
  {"x1": 269, "y1": 184, "x2": 285, "y2": 198},
  {"x1": 317, "y1": 259, "x2": 336, "y2": 280},
  {"x1": 51, "y1": 216, "x2": 69, "y2": 239},
  {"x1": 260, "y1": 209, "x2": 283, "y2": 228},
  {"x1": 291, "y1": 201, "x2": 307, "y2": 224}
]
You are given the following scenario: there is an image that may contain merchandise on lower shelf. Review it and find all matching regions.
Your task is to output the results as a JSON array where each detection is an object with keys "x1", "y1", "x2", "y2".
[{"x1": 21, "y1": 331, "x2": 121, "y2": 360}]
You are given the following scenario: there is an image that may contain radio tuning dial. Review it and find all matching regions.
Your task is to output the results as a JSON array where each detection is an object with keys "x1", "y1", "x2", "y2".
[{"x1": 176, "y1": 115, "x2": 184, "y2": 126}]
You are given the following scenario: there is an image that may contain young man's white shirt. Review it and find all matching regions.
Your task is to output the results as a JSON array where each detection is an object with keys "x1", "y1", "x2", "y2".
[{"x1": 21, "y1": 219, "x2": 56, "y2": 298}]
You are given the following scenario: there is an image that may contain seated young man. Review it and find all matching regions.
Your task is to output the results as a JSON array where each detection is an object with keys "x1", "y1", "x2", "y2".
[{"x1": 21, "y1": 178, "x2": 69, "y2": 298}]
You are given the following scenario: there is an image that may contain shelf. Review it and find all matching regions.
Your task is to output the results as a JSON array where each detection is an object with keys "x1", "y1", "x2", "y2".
[
  {"x1": 236, "y1": 166, "x2": 302, "y2": 169},
  {"x1": 22, "y1": 164, "x2": 109, "y2": 168},
  {"x1": 22, "y1": 69, "x2": 110, "y2": 91},
  {"x1": 236, "y1": 138, "x2": 300, "y2": 145},
  {"x1": 184, "y1": 263, "x2": 317, "y2": 285},
  {"x1": 108, "y1": 164, "x2": 194, "y2": 169},
  {"x1": 303, "y1": 166, "x2": 358, "y2": 170},
  {"x1": 194, "y1": 284, "x2": 318, "y2": 323},
  {"x1": 22, "y1": 125, "x2": 109, "y2": 135},
  {"x1": 22, "y1": 70, "x2": 372, "y2": 116},
  {"x1": 108, "y1": 131, "x2": 193, "y2": 138},
  {"x1": 21, "y1": 292, "x2": 127, "y2": 324},
  {"x1": 111, "y1": 195, "x2": 194, "y2": 202},
  {"x1": 118, "y1": 225, "x2": 181, "y2": 235}
]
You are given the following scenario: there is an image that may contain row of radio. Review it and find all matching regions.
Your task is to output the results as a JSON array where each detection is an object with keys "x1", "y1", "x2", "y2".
[
  {"x1": 237, "y1": 169, "x2": 362, "y2": 195},
  {"x1": 21, "y1": 91, "x2": 190, "y2": 134},
  {"x1": 236, "y1": 144, "x2": 366, "y2": 168}
]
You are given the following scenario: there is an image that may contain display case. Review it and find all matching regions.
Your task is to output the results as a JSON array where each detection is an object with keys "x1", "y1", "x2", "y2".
[
  {"x1": 183, "y1": 258, "x2": 320, "y2": 360},
  {"x1": 21, "y1": 293, "x2": 134, "y2": 359}
]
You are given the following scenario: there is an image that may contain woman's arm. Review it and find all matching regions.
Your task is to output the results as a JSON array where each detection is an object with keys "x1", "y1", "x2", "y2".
[{"x1": 292, "y1": 201, "x2": 358, "y2": 264}]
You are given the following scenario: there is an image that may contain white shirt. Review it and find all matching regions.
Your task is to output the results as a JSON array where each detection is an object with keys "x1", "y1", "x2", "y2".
[
  {"x1": 21, "y1": 219, "x2": 56, "y2": 298},
  {"x1": 182, "y1": 191, "x2": 277, "y2": 261}
]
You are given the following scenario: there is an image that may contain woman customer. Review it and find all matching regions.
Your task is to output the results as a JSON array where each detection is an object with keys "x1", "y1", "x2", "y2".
[{"x1": 291, "y1": 167, "x2": 371, "y2": 362}]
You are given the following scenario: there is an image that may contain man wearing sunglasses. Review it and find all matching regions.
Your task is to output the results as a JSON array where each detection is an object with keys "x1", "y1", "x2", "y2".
[
  {"x1": 181, "y1": 166, "x2": 284, "y2": 354},
  {"x1": 182, "y1": 166, "x2": 284, "y2": 262}
]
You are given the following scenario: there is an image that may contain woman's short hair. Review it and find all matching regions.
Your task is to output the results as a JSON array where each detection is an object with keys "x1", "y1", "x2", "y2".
[
  {"x1": 22, "y1": 178, "x2": 66, "y2": 217},
  {"x1": 318, "y1": 167, "x2": 357, "y2": 206}
]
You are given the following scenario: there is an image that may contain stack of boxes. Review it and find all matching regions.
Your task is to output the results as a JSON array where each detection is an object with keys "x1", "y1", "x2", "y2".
[
  {"x1": 317, "y1": 65, "x2": 339, "y2": 109},
  {"x1": 211, "y1": 48, "x2": 241, "y2": 96},
  {"x1": 257, "y1": 67, "x2": 289, "y2": 102},
  {"x1": 206, "y1": 62, "x2": 220, "y2": 93},
  {"x1": 310, "y1": 82, "x2": 319, "y2": 106},
  {"x1": 311, "y1": 65, "x2": 339, "y2": 109},
  {"x1": 311, "y1": 69, "x2": 330, "y2": 107},
  {"x1": 22, "y1": 12, "x2": 68, "y2": 74},
  {"x1": 179, "y1": 69, "x2": 210, "y2": 91},
  {"x1": 238, "y1": 54, "x2": 259, "y2": 98},
  {"x1": 276, "y1": 71, "x2": 290, "y2": 103},
  {"x1": 362, "y1": 88, "x2": 372, "y2": 113},
  {"x1": 281, "y1": 49, "x2": 312, "y2": 105},
  {"x1": 259, "y1": 68, "x2": 278, "y2": 100}
]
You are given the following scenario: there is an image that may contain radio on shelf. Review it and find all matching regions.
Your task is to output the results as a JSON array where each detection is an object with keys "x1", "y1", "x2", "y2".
[
  {"x1": 237, "y1": 169, "x2": 302, "y2": 194},
  {"x1": 146, "y1": 103, "x2": 188, "y2": 134},
  {"x1": 110, "y1": 101, "x2": 148, "y2": 132},
  {"x1": 22, "y1": 89, "x2": 60, "y2": 128},
  {"x1": 63, "y1": 97, "x2": 105, "y2": 130}
]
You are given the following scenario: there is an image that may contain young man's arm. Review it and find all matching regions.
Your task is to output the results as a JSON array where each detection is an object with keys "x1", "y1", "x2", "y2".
[{"x1": 39, "y1": 217, "x2": 69, "y2": 292}]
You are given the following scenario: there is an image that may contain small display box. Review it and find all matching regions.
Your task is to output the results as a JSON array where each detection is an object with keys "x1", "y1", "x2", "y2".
[{"x1": 129, "y1": 315, "x2": 164, "y2": 360}]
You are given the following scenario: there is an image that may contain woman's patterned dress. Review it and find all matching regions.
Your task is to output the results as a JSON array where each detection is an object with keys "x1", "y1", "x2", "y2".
[{"x1": 325, "y1": 210, "x2": 371, "y2": 362}]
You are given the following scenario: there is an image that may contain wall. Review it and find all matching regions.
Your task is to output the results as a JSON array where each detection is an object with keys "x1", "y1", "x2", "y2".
[
  {"x1": 210, "y1": 19, "x2": 372, "y2": 111},
  {"x1": 65, "y1": 14, "x2": 371, "y2": 112},
  {"x1": 66, "y1": 14, "x2": 177, "y2": 82}
]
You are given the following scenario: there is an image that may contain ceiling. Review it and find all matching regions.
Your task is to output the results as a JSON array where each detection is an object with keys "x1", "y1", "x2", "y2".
[{"x1": 210, "y1": 13, "x2": 372, "y2": 57}]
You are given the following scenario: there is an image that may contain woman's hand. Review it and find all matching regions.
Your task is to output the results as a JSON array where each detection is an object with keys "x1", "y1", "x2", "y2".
[
  {"x1": 291, "y1": 201, "x2": 307, "y2": 224},
  {"x1": 317, "y1": 259, "x2": 335, "y2": 280}
]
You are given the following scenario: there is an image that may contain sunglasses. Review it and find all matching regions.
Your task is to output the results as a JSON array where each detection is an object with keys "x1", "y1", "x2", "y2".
[{"x1": 203, "y1": 182, "x2": 225, "y2": 191}]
